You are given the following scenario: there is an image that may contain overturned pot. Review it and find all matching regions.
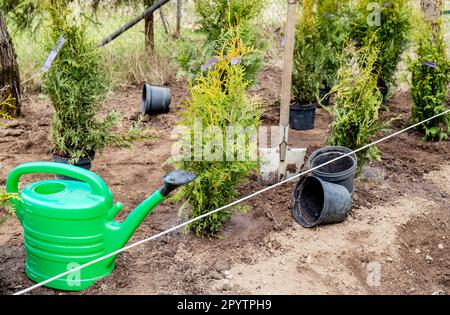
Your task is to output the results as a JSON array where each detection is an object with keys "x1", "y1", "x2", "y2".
[
  {"x1": 292, "y1": 176, "x2": 352, "y2": 228},
  {"x1": 51, "y1": 152, "x2": 95, "y2": 180},
  {"x1": 141, "y1": 83, "x2": 171, "y2": 115}
]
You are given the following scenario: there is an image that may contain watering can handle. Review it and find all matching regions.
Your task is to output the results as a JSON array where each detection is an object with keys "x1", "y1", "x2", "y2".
[{"x1": 6, "y1": 162, "x2": 110, "y2": 197}]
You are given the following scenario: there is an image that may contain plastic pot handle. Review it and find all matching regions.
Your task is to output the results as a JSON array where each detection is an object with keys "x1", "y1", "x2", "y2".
[{"x1": 6, "y1": 162, "x2": 110, "y2": 198}]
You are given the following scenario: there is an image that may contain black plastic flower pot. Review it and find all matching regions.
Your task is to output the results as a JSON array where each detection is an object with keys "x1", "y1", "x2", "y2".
[
  {"x1": 51, "y1": 152, "x2": 95, "y2": 181},
  {"x1": 292, "y1": 176, "x2": 352, "y2": 228},
  {"x1": 141, "y1": 83, "x2": 171, "y2": 115},
  {"x1": 289, "y1": 103, "x2": 317, "y2": 130},
  {"x1": 308, "y1": 146, "x2": 357, "y2": 194}
]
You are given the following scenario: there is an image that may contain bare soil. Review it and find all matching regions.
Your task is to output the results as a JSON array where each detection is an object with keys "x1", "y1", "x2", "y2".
[{"x1": 0, "y1": 68, "x2": 449, "y2": 295}]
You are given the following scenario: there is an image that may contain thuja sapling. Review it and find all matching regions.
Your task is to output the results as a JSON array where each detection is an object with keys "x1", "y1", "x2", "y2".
[
  {"x1": 409, "y1": 14, "x2": 450, "y2": 140},
  {"x1": 350, "y1": 0, "x2": 411, "y2": 100},
  {"x1": 326, "y1": 43, "x2": 394, "y2": 173},
  {"x1": 43, "y1": 1, "x2": 147, "y2": 165},
  {"x1": 171, "y1": 33, "x2": 262, "y2": 237},
  {"x1": 292, "y1": 0, "x2": 321, "y2": 106},
  {"x1": 178, "y1": 0, "x2": 266, "y2": 83},
  {"x1": 315, "y1": 0, "x2": 355, "y2": 93}
]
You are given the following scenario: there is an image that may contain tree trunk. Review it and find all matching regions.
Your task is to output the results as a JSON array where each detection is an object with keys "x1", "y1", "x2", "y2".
[
  {"x1": 175, "y1": 0, "x2": 182, "y2": 38},
  {"x1": 0, "y1": 11, "x2": 21, "y2": 117},
  {"x1": 144, "y1": 0, "x2": 155, "y2": 53}
]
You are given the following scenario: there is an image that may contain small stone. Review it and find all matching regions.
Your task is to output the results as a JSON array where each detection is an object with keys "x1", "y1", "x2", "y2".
[
  {"x1": 425, "y1": 255, "x2": 433, "y2": 263},
  {"x1": 414, "y1": 249, "x2": 421, "y2": 254},
  {"x1": 438, "y1": 244, "x2": 444, "y2": 250},
  {"x1": 215, "y1": 261, "x2": 231, "y2": 272},
  {"x1": 223, "y1": 270, "x2": 232, "y2": 280},
  {"x1": 386, "y1": 257, "x2": 394, "y2": 263}
]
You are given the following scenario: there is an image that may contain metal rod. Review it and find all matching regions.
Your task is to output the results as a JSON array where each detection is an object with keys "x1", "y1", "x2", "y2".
[{"x1": 98, "y1": 0, "x2": 171, "y2": 48}]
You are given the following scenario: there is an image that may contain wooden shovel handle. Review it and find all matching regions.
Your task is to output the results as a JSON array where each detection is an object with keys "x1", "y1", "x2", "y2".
[
  {"x1": 279, "y1": 0, "x2": 297, "y2": 162},
  {"x1": 280, "y1": 0, "x2": 297, "y2": 128}
]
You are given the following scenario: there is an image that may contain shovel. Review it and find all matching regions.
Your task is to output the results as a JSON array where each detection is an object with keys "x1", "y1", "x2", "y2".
[{"x1": 259, "y1": 0, "x2": 306, "y2": 185}]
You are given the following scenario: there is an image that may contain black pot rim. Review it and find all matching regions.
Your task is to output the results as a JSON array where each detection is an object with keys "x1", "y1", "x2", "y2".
[
  {"x1": 290, "y1": 103, "x2": 317, "y2": 111},
  {"x1": 308, "y1": 146, "x2": 357, "y2": 179},
  {"x1": 51, "y1": 152, "x2": 96, "y2": 163}
]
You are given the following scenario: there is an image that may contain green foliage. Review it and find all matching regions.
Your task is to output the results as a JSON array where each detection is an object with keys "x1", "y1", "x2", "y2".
[
  {"x1": 315, "y1": 0, "x2": 355, "y2": 89},
  {"x1": 0, "y1": 87, "x2": 18, "y2": 214},
  {"x1": 173, "y1": 36, "x2": 262, "y2": 237},
  {"x1": 0, "y1": 189, "x2": 18, "y2": 214},
  {"x1": 178, "y1": 0, "x2": 266, "y2": 84},
  {"x1": 0, "y1": 89, "x2": 16, "y2": 121},
  {"x1": 292, "y1": 0, "x2": 321, "y2": 104},
  {"x1": 194, "y1": 0, "x2": 263, "y2": 42},
  {"x1": 293, "y1": 0, "x2": 356, "y2": 103},
  {"x1": 350, "y1": 0, "x2": 410, "y2": 88},
  {"x1": 0, "y1": 0, "x2": 136, "y2": 31},
  {"x1": 0, "y1": 0, "x2": 41, "y2": 31},
  {"x1": 409, "y1": 16, "x2": 450, "y2": 141},
  {"x1": 42, "y1": 1, "x2": 145, "y2": 163},
  {"x1": 327, "y1": 44, "x2": 392, "y2": 173},
  {"x1": 176, "y1": 34, "x2": 219, "y2": 81}
]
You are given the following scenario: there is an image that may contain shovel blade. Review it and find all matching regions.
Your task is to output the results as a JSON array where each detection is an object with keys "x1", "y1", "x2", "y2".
[{"x1": 259, "y1": 147, "x2": 307, "y2": 185}]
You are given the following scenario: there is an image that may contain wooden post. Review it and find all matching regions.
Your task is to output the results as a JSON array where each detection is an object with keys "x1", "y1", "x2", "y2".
[
  {"x1": 144, "y1": 0, "x2": 155, "y2": 53},
  {"x1": 0, "y1": 11, "x2": 21, "y2": 117}
]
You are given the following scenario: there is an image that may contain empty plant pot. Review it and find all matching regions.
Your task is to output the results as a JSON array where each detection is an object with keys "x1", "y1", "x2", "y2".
[
  {"x1": 141, "y1": 83, "x2": 171, "y2": 115},
  {"x1": 308, "y1": 146, "x2": 357, "y2": 194},
  {"x1": 51, "y1": 153, "x2": 95, "y2": 181},
  {"x1": 292, "y1": 176, "x2": 352, "y2": 228},
  {"x1": 289, "y1": 104, "x2": 316, "y2": 130}
]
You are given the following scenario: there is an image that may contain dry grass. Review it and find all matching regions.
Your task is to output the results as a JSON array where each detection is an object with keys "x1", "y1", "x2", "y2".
[{"x1": 12, "y1": 5, "x2": 179, "y2": 92}]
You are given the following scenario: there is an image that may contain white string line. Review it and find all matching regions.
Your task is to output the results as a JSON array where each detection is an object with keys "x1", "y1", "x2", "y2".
[{"x1": 13, "y1": 108, "x2": 450, "y2": 295}]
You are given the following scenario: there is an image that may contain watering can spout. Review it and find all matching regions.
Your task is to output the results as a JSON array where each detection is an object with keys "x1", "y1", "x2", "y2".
[{"x1": 107, "y1": 170, "x2": 196, "y2": 251}]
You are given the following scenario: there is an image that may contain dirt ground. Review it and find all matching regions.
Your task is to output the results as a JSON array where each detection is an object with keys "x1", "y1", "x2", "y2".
[{"x1": 0, "y1": 67, "x2": 449, "y2": 295}]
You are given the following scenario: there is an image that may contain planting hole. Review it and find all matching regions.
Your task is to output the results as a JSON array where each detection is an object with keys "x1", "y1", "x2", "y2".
[{"x1": 34, "y1": 183, "x2": 66, "y2": 195}]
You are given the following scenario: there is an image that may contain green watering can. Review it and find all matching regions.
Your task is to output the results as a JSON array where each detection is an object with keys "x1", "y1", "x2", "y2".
[{"x1": 6, "y1": 162, "x2": 195, "y2": 291}]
